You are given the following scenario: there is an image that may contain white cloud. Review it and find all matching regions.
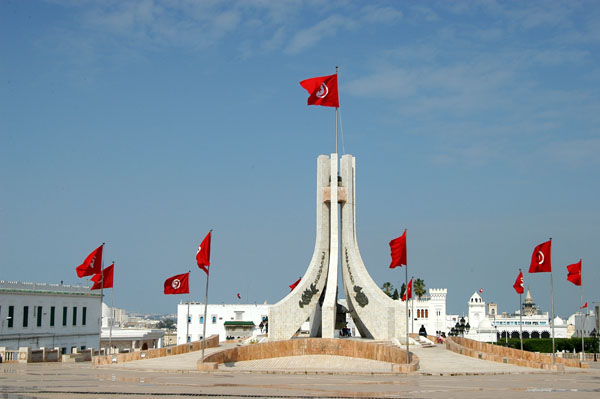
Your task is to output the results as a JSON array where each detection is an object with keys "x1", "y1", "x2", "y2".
[{"x1": 285, "y1": 15, "x2": 355, "y2": 54}]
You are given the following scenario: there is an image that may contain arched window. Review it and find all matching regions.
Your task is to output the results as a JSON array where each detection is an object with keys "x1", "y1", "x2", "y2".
[{"x1": 425, "y1": 309, "x2": 428, "y2": 318}]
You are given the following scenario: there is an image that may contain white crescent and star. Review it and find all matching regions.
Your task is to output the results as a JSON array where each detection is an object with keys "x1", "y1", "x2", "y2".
[
  {"x1": 537, "y1": 250, "x2": 544, "y2": 264},
  {"x1": 316, "y1": 82, "x2": 329, "y2": 98},
  {"x1": 196, "y1": 245, "x2": 201, "y2": 255},
  {"x1": 172, "y1": 279, "x2": 181, "y2": 289}
]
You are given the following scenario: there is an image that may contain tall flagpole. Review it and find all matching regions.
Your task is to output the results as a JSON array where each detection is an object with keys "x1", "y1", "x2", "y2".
[
  {"x1": 99, "y1": 242, "x2": 105, "y2": 354},
  {"x1": 581, "y1": 272, "x2": 585, "y2": 361},
  {"x1": 411, "y1": 276, "x2": 415, "y2": 336},
  {"x1": 335, "y1": 66, "x2": 339, "y2": 155},
  {"x1": 201, "y1": 269, "x2": 210, "y2": 362},
  {"x1": 186, "y1": 293, "x2": 190, "y2": 344},
  {"x1": 549, "y1": 238, "x2": 555, "y2": 364},
  {"x1": 110, "y1": 261, "x2": 114, "y2": 354},
  {"x1": 405, "y1": 266, "x2": 409, "y2": 365},
  {"x1": 518, "y1": 268, "x2": 523, "y2": 350}
]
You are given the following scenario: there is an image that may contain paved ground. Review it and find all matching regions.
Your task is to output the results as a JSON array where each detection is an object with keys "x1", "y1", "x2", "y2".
[{"x1": 2, "y1": 343, "x2": 600, "y2": 398}]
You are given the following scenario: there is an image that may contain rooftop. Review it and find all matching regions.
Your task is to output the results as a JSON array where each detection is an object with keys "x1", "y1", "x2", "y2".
[{"x1": 0, "y1": 280, "x2": 101, "y2": 296}]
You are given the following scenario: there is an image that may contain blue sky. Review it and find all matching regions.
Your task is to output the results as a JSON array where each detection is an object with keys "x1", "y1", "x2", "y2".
[{"x1": 1, "y1": 0, "x2": 599, "y2": 318}]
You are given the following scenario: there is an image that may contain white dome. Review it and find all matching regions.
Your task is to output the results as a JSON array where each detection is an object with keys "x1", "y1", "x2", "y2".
[
  {"x1": 553, "y1": 316, "x2": 565, "y2": 325},
  {"x1": 477, "y1": 317, "x2": 494, "y2": 331}
]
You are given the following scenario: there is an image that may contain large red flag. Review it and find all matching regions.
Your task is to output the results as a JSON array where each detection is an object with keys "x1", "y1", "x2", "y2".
[
  {"x1": 299, "y1": 74, "x2": 339, "y2": 107},
  {"x1": 566, "y1": 259, "x2": 582, "y2": 286},
  {"x1": 581, "y1": 302, "x2": 588, "y2": 309},
  {"x1": 529, "y1": 239, "x2": 552, "y2": 273},
  {"x1": 196, "y1": 231, "x2": 212, "y2": 275},
  {"x1": 289, "y1": 277, "x2": 301, "y2": 292},
  {"x1": 164, "y1": 272, "x2": 190, "y2": 295},
  {"x1": 90, "y1": 263, "x2": 114, "y2": 290},
  {"x1": 402, "y1": 278, "x2": 413, "y2": 301},
  {"x1": 76, "y1": 244, "x2": 104, "y2": 278},
  {"x1": 513, "y1": 270, "x2": 524, "y2": 294},
  {"x1": 389, "y1": 230, "x2": 407, "y2": 268}
]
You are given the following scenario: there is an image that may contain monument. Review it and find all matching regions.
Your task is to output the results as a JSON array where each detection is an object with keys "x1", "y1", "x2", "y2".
[{"x1": 269, "y1": 154, "x2": 406, "y2": 340}]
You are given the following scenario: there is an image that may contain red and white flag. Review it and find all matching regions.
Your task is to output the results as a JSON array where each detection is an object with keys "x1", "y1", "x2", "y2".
[
  {"x1": 402, "y1": 278, "x2": 413, "y2": 301},
  {"x1": 237, "y1": 293, "x2": 241, "y2": 299},
  {"x1": 164, "y1": 272, "x2": 190, "y2": 295},
  {"x1": 90, "y1": 263, "x2": 114, "y2": 290},
  {"x1": 581, "y1": 302, "x2": 588, "y2": 309},
  {"x1": 566, "y1": 259, "x2": 582, "y2": 286},
  {"x1": 76, "y1": 244, "x2": 104, "y2": 278},
  {"x1": 513, "y1": 270, "x2": 524, "y2": 294},
  {"x1": 529, "y1": 239, "x2": 552, "y2": 273},
  {"x1": 299, "y1": 74, "x2": 339, "y2": 107},
  {"x1": 196, "y1": 231, "x2": 212, "y2": 275},
  {"x1": 289, "y1": 277, "x2": 301, "y2": 292},
  {"x1": 389, "y1": 230, "x2": 407, "y2": 268}
]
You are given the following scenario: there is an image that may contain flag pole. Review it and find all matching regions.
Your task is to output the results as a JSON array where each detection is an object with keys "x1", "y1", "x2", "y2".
[
  {"x1": 110, "y1": 261, "x2": 114, "y2": 354},
  {"x1": 581, "y1": 264, "x2": 585, "y2": 361},
  {"x1": 519, "y1": 268, "x2": 523, "y2": 351},
  {"x1": 411, "y1": 276, "x2": 415, "y2": 336},
  {"x1": 201, "y1": 269, "x2": 210, "y2": 362},
  {"x1": 99, "y1": 242, "x2": 105, "y2": 354},
  {"x1": 405, "y1": 253, "x2": 409, "y2": 366},
  {"x1": 335, "y1": 65, "x2": 338, "y2": 155},
  {"x1": 549, "y1": 238, "x2": 555, "y2": 364},
  {"x1": 186, "y1": 293, "x2": 190, "y2": 344}
]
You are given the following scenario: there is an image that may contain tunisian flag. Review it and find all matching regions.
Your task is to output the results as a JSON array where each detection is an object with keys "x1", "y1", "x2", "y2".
[
  {"x1": 90, "y1": 263, "x2": 114, "y2": 290},
  {"x1": 513, "y1": 270, "x2": 524, "y2": 294},
  {"x1": 566, "y1": 259, "x2": 582, "y2": 286},
  {"x1": 196, "y1": 230, "x2": 212, "y2": 275},
  {"x1": 402, "y1": 278, "x2": 413, "y2": 301},
  {"x1": 581, "y1": 302, "x2": 588, "y2": 309},
  {"x1": 299, "y1": 74, "x2": 339, "y2": 107},
  {"x1": 289, "y1": 277, "x2": 301, "y2": 292},
  {"x1": 529, "y1": 239, "x2": 552, "y2": 273},
  {"x1": 164, "y1": 272, "x2": 190, "y2": 295},
  {"x1": 389, "y1": 230, "x2": 407, "y2": 268},
  {"x1": 76, "y1": 244, "x2": 104, "y2": 278}
]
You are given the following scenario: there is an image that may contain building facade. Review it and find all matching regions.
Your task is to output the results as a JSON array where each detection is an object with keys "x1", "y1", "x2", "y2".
[
  {"x1": 177, "y1": 302, "x2": 269, "y2": 344},
  {"x1": 0, "y1": 281, "x2": 102, "y2": 353}
]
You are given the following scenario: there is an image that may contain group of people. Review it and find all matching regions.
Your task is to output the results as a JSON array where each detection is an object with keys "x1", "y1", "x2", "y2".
[{"x1": 339, "y1": 326, "x2": 352, "y2": 337}]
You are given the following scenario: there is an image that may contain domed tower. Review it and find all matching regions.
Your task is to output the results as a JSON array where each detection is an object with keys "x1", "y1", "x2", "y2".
[
  {"x1": 467, "y1": 291, "x2": 486, "y2": 329},
  {"x1": 522, "y1": 288, "x2": 537, "y2": 316}
]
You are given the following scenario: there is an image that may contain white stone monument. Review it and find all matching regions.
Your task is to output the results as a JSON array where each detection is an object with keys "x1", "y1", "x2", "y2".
[{"x1": 268, "y1": 154, "x2": 406, "y2": 341}]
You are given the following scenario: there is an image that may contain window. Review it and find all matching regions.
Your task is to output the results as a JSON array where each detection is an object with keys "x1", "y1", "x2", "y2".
[
  {"x1": 425, "y1": 309, "x2": 429, "y2": 318},
  {"x1": 8, "y1": 306, "x2": 14, "y2": 328},
  {"x1": 199, "y1": 316, "x2": 204, "y2": 324},
  {"x1": 63, "y1": 307, "x2": 68, "y2": 326},
  {"x1": 23, "y1": 306, "x2": 29, "y2": 327},
  {"x1": 212, "y1": 315, "x2": 217, "y2": 324},
  {"x1": 50, "y1": 306, "x2": 55, "y2": 327},
  {"x1": 37, "y1": 306, "x2": 43, "y2": 327},
  {"x1": 82, "y1": 307, "x2": 87, "y2": 326},
  {"x1": 72, "y1": 307, "x2": 77, "y2": 326}
]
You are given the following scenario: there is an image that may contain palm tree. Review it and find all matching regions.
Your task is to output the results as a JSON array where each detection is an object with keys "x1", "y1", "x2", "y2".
[
  {"x1": 413, "y1": 278, "x2": 426, "y2": 299},
  {"x1": 381, "y1": 282, "x2": 394, "y2": 297}
]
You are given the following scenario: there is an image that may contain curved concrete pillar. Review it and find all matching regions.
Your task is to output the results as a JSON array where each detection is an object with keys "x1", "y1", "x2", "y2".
[
  {"x1": 339, "y1": 155, "x2": 406, "y2": 340},
  {"x1": 268, "y1": 155, "x2": 331, "y2": 340}
]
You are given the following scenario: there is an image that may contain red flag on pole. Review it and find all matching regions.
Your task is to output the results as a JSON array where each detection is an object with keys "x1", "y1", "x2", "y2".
[
  {"x1": 196, "y1": 231, "x2": 212, "y2": 275},
  {"x1": 402, "y1": 278, "x2": 413, "y2": 301},
  {"x1": 289, "y1": 277, "x2": 301, "y2": 292},
  {"x1": 581, "y1": 302, "x2": 588, "y2": 309},
  {"x1": 76, "y1": 244, "x2": 104, "y2": 278},
  {"x1": 389, "y1": 230, "x2": 407, "y2": 268},
  {"x1": 299, "y1": 74, "x2": 339, "y2": 107},
  {"x1": 513, "y1": 270, "x2": 524, "y2": 294},
  {"x1": 164, "y1": 272, "x2": 190, "y2": 295},
  {"x1": 237, "y1": 293, "x2": 241, "y2": 299},
  {"x1": 529, "y1": 239, "x2": 552, "y2": 273},
  {"x1": 90, "y1": 263, "x2": 114, "y2": 290},
  {"x1": 566, "y1": 259, "x2": 582, "y2": 286}
]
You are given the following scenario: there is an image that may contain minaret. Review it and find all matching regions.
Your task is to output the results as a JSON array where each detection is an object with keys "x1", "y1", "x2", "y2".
[{"x1": 523, "y1": 288, "x2": 536, "y2": 316}]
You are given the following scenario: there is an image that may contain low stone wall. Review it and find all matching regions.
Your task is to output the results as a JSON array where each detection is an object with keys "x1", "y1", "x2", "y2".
[
  {"x1": 201, "y1": 338, "x2": 419, "y2": 373},
  {"x1": 446, "y1": 337, "x2": 588, "y2": 371},
  {"x1": 93, "y1": 335, "x2": 219, "y2": 366}
]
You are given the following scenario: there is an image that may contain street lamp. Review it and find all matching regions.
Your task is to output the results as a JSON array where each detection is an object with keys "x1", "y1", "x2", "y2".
[{"x1": 591, "y1": 328, "x2": 598, "y2": 362}]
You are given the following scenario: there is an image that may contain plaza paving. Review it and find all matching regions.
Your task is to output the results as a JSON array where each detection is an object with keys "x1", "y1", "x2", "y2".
[{"x1": 2, "y1": 343, "x2": 600, "y2": 399}]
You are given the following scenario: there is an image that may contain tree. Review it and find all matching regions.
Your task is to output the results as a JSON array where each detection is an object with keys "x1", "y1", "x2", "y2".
[
  {"x1": 157, "y1": 318, "x2": 176, "y2": 330},
  {"x1": 399, "y1": 283, "x2": 406, "y2": 299},
  {"x1": 392, "y1": 288, "x2": 399, "y2": 300},
  {"x1": 381, "y1": 282, "x2": 394, "y2": 297},
  {"x1": 413, "y1": 278, "x2": 426, "y2": 299}
]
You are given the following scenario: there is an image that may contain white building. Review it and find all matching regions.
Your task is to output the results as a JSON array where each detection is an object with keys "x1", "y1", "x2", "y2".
[
  {"x1": 177, "y1": 302, "x2": 269, "y2": 344},
  {"x1": 567, "y1": 309, "x2": 598, "y2": 337},
  {"x1": 465, "y1": 289, "x2": 567, "y2": 341},
  {"x1": 100, "y1": 303, "x2": 164, "y2": 352},
  {"x1": 0, "y1": 280, "x2": 101, "y2": 353},
  {"x1": 404, "y1": 288, "x2": 448, "y2": 336}
]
